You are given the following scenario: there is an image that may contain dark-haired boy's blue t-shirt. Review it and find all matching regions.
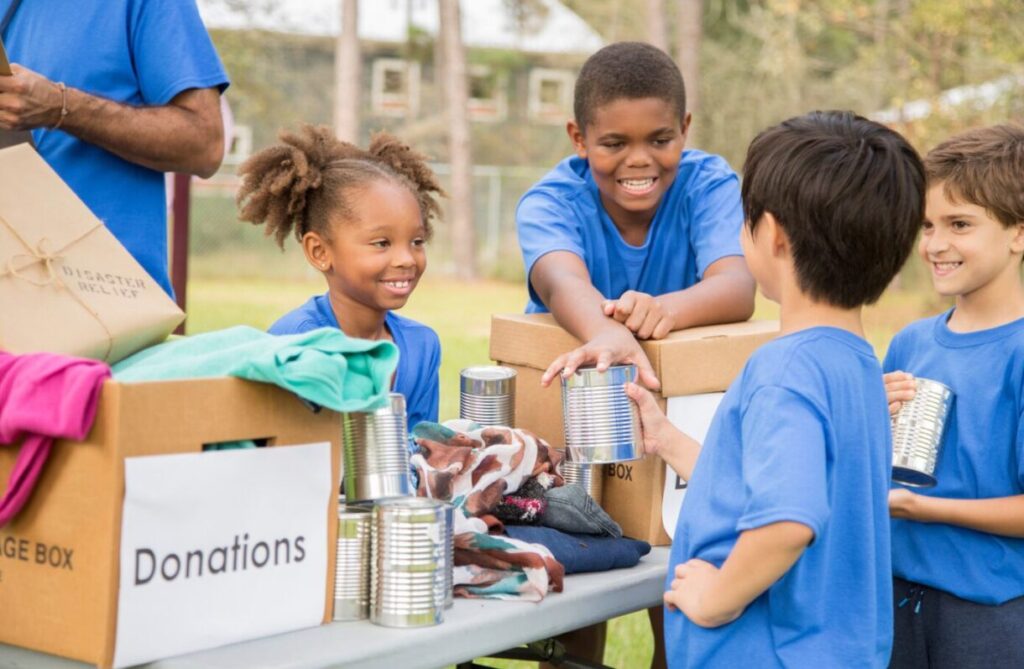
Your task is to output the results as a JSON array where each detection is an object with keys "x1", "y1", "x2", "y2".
[
  {"x1": 268, "y1": 294, "x2": 440, "y2": 430},
  {"x1": 516, "y1": 150, "x2": 744, "y2": 312},
  {"x1": 667, "y1": 328, "x2": 893, "y2": 668},
  {"x1": 883, "y1": 311, "x2": 1024, "y2": 605}
]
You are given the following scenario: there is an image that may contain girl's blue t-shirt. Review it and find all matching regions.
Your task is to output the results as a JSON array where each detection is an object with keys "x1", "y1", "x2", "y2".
[
  {"x1": 668, "y1": 328, "x2": 893, "y2": 668},
  {"x1": 516, "y1": 150, "x2": 744, "y2": 312},
  {"x1": 883, "y1": 311, "x2": 1024, "y2": 605},
  {"x1": 268, "y1": 294, "x2": 440, "y2": 430}
]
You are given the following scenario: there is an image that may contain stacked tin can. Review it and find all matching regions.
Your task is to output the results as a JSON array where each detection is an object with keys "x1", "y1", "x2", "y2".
[
  {"x1": 891, "y1": 377, "x2": 954, "y2": 487},
  {"x1": 343, "y1": 393, "x2": 412, "y2": 502},
  {"x1": 370, "y1": 497, "x2": 453, "y2": 627},
  {"x1": 561, "y1": 364, "x2": 642, "y2": 464},
  {"x1": 459, "y1": 366, "x2": 516, "y2": 427},
  {"x1": 333, "y1": 504, "x2": 371, "y2": 621},
  {"x1": 560, "y1": 461, "x2": 603, "y2": 505}
]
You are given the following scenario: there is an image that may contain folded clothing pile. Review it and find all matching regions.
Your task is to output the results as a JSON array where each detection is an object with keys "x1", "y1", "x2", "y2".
[{"x1": 411, "y1": 420, "x2": 565, "y2": 601}]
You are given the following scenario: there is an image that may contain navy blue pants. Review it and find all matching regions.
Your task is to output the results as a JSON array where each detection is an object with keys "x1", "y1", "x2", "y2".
[{"x1": 890, "y1": 577, "x2": 1024, "y2": 669}]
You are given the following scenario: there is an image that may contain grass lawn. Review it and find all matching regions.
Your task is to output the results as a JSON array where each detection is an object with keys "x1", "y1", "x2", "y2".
[{"x1": 185, "y1": 274, "x2": 943, "y2": 668}]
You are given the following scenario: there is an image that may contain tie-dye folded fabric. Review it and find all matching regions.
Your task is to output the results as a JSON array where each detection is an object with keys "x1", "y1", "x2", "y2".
[{"x1": 411, "y1": 419, "x2": 565, "y2": 601}]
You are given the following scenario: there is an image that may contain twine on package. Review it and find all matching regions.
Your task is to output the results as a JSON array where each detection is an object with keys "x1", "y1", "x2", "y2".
[{"x1": 0, "y1": 215, "x2": 114, "y2": 361}]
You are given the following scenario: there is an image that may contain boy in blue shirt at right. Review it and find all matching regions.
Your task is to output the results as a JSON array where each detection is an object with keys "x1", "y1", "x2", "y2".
[
  {"x1": 626, "y1": 111, "x2": 926, "y2": 667},
  {"x1": 884, "y1": 124, "x2": 1024, "y2": 668}
]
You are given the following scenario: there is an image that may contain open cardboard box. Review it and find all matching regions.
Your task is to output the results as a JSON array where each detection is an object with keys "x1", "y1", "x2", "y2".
[
  {"x1": 490, "y1": 313, "x2": 779, "y2": 545},
  {"x1": 0, "y1": 377, "x2": 342, "y2": 667}
]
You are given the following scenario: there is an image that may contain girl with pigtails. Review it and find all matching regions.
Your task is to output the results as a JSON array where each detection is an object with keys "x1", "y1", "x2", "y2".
[{"x1": 236, "y1": 125, "x2": 445, "y2": 430}]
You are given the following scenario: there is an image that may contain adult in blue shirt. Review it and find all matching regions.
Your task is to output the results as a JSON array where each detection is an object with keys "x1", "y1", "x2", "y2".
[
  {"x1": 269, "y1": 294, "x2": 441, "y2": 434},
  {"x1": 0, "y1": 0, "x2": 230, "y2": 295},
  {"x1": 517, "y1": 43, "x2": 754, "y2": 391}
]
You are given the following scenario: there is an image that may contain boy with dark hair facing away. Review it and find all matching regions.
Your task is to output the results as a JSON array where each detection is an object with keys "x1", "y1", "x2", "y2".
[
  {"x1": 884, "y1": 124, "x2": 1024, "y2": 669},
  {"x1": 517, "y1": 42, "x2": 755, "y2": 390},
  {"x1": 626, "y1": 110, "x2": 925, "y2": 667}
]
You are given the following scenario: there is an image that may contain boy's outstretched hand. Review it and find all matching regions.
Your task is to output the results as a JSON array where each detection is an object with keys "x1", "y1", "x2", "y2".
[
  {"x1": 664, "y1": 559, "x2": 741, "y2": 628},
  {"x1": 603, "y1": 291, "x2": 675, "y2": 340},
  {"x1": 540, "y1": 327, "x2": 661, "y2": 390},
  {"x1": 624, "y1": 381, "x2": 702, "y2": 481},
  {"x1": 884, "y1": 371, "x2": 916, "y2": 416},
  {"x1": 624, "y1": 381, "x2": 675, "y2": 458}
]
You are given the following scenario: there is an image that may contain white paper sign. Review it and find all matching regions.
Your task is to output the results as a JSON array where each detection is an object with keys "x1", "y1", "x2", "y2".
[
  {"x1": 661, "y1": 393, "x2": 724, "y2": 539},
  {"x1": 114, "y1": 443, "x2": 332, "y2": 668}
]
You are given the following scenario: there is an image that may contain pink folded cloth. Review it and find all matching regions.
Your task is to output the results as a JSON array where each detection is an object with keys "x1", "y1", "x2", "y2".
[{"x1": 0, "y1": 352, "x2": 110, "y2": 526}]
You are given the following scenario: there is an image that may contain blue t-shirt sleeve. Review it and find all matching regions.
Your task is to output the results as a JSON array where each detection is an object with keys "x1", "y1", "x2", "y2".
[
  {"x1": 737, "y1": 386, "x2": 830, "y2": 537},
  {"x1": 882, "y1": 331, "x2": 907, "y2": 373},
  {"x1": 130, "y1": 0, "x2": 230, "y2": 105},
  {"x1": 517, "y1": 189, "x2": 586, "y2": 305},
  {"x1": 687, "y1": 165, "x2": 744, "y2": 278}
]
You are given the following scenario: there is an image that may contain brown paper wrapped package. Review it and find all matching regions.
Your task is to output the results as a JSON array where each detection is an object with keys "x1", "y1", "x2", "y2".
[{"x1": 0, "y1": 144, "x2": 184, "y2": 363}]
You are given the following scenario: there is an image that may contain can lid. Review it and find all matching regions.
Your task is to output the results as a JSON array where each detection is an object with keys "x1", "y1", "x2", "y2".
[
  {"x1": 561, "y1": 364, "x2": 637, "y2": 389},
  {"x1": 460, "y1": 365, "x2": 517, "y2": 395}
]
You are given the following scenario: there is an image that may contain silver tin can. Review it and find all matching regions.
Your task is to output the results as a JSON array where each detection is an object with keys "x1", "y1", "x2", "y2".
[
  {"x1": 891, "y1": 377, "x2": 954, "y2": 487},
  {"x1": 560, "y1": 460, "x2": 603, "y2": 506},
  {"x1": 561, "y1": 365, "x2": 642, "y2": 464},
  {"x1": 333, "y1": 504, "x2": 371, "y2": 621},
  {"x1": 370, "y1": 497, "x2": 452, "y2": 627},
  {"x1": 343, "y1": 393, "x2": 412, "y2": 502},
  {"x1": 459, "y1": 365, "x2": 516, "y2": 427}
]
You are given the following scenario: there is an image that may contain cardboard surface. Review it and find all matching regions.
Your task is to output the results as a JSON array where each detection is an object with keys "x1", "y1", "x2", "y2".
[
  {"x1": 490, "y1": 313, "x2": 779, "y2": 545},
  {"x1": 0, "y1": 377, "x2": 343, "y2": 668},
  {"x1": 0, "y1": 144, "x2": 182, "y2": 363}
]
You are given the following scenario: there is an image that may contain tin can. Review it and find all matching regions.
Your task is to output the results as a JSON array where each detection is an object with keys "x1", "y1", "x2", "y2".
[
  {"x1": 891, "y1": 377, "x2": 954, "y2": 487},
  {"x1": 559, "y1": 460, "x2": 603, "y2": 506},
  {"x1": 333, "y1": 504, "x2": 371, "y2": 621},
  {"x1": 343, "y1": 393, "x2": 412, "y2": 502},
  {"x1": 459, "y1": 365, "x2": 516, "y2": 427},
  {"x1": 561, "y1": 365, "x2": 642, "y2": 464},
  {"x1": 370, "y1": 497, "x2": 452, "y2": 627}
]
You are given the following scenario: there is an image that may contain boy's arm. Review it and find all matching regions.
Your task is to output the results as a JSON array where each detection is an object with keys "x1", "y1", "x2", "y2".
[
  {"x1": 890, "y1": 489, "x2": 1024, "y2": 537},
  {"x1": 533, "y1": 252, "x2": 661, "y2": 390},
  {"x1": 608, "y1": 256, "x2": 756, "y2": 334},
  {"x1": 665, "y1": 521, "x2": 814, "y2": 627}
]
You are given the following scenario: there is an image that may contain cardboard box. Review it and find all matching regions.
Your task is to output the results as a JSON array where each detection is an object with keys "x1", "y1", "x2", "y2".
[
  {"x1": 0, "y1": 377, "x2": 342, "y2": 668},
  {"x1": 0, "y1": 144, "x2": 183, "y2": 363},
  {"x1": 490, "y1": 313, "x2": 779, "y2": 545}
]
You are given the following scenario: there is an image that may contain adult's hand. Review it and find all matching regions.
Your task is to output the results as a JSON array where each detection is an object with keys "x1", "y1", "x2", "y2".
[{"x1": 0, "y1": 64, "x2": 62, "y2": 131}]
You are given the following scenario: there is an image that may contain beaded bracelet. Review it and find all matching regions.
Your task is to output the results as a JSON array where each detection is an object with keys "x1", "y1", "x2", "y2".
[{"x1": 52, "y1": 81, "x2": 68, "y2": 130}]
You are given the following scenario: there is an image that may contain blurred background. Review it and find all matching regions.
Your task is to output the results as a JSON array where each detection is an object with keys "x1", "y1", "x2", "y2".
[{"x1": 180, "y1": 3, "x2": 1024, "y2": 665}]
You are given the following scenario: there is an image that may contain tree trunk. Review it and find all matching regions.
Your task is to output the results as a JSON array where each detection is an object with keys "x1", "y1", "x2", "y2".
[
  {"x1": 676, "y1": 0, "x2": 702, "y2": 147},
  {"x1": 646, "y1": 0, "x2": 669, "y2": 52},
  {"x1": 438, "y1": 0, "x2": 477, "y2": 280},
  {"x1": 333, "y1": 0, "x2": 360, "y2": 143}
]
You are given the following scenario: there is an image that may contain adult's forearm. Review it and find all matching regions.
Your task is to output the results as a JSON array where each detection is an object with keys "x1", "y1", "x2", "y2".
[
  {"x1": 62, "y1": 87, "x2": 223, "y2": 177},
  {"x1": 911, "y1": 494, "x2": 1024, "y2": 537},
  {"x1": 656, "y1": 267, "x2": 756, "y2": 330}
]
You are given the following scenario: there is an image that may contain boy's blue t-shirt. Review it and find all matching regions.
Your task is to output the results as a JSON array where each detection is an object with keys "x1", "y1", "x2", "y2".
[
  {"x1": 268, "y1": 294, "x2": 441, "y2": 430},
  {"x1": 668, "y1": 328, "x2": 893, "y2": 669},
  {"x1": 883, "y1": 311, "x2": 1024, "y2": 605},
  {"x1": 516, "y1": 150, "x2": 744, "y2": 312},
  {"x1": 4, "y1": 0, "x2": 229, "y2": 295}
]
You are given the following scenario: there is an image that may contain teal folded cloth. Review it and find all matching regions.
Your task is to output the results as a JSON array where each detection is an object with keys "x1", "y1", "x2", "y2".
[{"x1": 112, "y1": 326, "x2": 398, "y2": 413}]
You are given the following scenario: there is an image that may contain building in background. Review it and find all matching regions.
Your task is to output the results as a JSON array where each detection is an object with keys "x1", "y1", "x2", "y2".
[{"x1": 198, "y1": 0, "x2": 604, "y2": 167}]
